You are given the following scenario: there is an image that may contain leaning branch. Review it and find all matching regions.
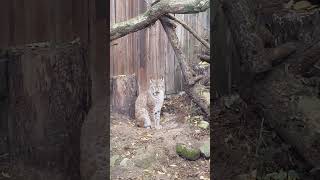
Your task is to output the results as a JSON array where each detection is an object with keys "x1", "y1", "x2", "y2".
[
  {"x1": 110, "y1": 0, "x2": 209, "y2": 41},
  {"x1": 166, "y1": 14, "x2": 210, "y2": 49},
  {"x1": 160, "y1": 16, "x2": 209, "y2": 115},
  {"x1": 160, "y1": 17, "x2": 197, "y2": 86}
]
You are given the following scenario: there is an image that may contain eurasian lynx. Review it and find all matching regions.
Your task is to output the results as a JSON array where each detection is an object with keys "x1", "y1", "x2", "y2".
[{"x1": 135, "y1": 78, "x2": 165, "y2": 129}]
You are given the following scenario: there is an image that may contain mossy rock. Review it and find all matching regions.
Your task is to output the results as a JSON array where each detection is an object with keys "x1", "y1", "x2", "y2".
[
  {"x1": 176, "y1": 143, "x2": 200, "y2": 161},
  {"x1": 110, "y1": 155, "x2": 120, "y2": 167},
  {"x1": 293, "y1": 1, "x2": 312, "y2": 10},
  {"x1": 199, "y1": 141, "x2": 210, "y2": 158},
  {"x1": 198, "y1": 120, "x2": 209, "y2": 129}
]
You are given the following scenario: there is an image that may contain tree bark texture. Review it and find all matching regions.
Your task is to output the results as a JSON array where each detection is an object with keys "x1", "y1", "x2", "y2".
[
  {"x1": 7, "y1": 40, "x2": 91, "y2": 180},
  {"x1": 216, "y1": 0, "x2": 320, "y2": 168},
  {"x1": 110, "y1": 0, "x2": 209, "y2": 41},
  {"x1": 111, "y1": 74, "x2": 138, "y2": 118}
]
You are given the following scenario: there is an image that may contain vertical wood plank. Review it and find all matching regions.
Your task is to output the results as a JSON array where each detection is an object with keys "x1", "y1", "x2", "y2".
[
  {"x1": 35, "y1": 0, "x2": 50, "y2": 42},
  {"x1": 13, "y1": 0, "x2": 26, "y2": 45},
  {"x1": 109, "y1": 0, "x2": 209, "y2": 94},
  {"x1": 0, "y1": 0, "x2": 10, "y2": 47}
]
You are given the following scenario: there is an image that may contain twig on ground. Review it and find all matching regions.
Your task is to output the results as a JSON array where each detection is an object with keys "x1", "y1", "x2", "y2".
[{"x1": 255, "y1": 117, "x2": 265, "y2": 157}]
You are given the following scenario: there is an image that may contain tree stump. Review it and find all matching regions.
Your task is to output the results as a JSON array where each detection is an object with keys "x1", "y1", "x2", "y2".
[
  {"x1": 7, "y1": 40, "x2": 91, "y2": 180},
  {"x1": 111, "y1": 74, "x2": 137, "y2": 118}
]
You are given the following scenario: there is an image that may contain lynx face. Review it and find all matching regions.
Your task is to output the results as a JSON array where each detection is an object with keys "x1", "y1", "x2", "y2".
[{"x1": 149, "y1": 78, "x2": 165, "y2": 98}]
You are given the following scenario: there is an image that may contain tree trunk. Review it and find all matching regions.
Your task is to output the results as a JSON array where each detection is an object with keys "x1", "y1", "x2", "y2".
[
  {"x1": 111, "y1": 74, "x2": 138, "y2": 118},
  {"x1": 215, "y1": 0, "x2": 320, "y2": 168},
  {"x1": 7, "y1": 40, "x2": 91, "y2": 180}
]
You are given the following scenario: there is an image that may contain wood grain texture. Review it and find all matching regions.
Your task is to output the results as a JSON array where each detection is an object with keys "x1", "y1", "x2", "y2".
[{"x1": 0, "y1": 0, "x2": 87, "y2": 48}]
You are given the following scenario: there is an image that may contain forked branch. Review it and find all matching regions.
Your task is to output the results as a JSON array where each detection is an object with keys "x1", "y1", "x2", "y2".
[{"x1": 110, "y1": 0, "x2": 209, "y2": 41}]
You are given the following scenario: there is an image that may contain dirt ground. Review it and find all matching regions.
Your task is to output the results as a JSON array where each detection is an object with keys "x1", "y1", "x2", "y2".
[
  {"x1": 0, "y1": 92, "x2": 315, "y2": 180},
  {"x1": 211, "y1": 95, "x2": 315, "y2": 180},
  {"x1": 110, "y1": 93, "x2": 210, "y2": 180},
  {"x1": 111, "y1": 92, "x2": 316, "y2": 180}
]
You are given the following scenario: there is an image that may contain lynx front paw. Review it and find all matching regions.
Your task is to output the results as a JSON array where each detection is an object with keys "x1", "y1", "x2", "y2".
[{"x1": 144, "y1": 124, "x2": 151, "y2": 129}]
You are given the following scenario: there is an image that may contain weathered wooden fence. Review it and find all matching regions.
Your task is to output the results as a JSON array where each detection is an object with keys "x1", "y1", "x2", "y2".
[
  {"x1": 110, "y1": 0, "x2": 210, "y2": 94},
  {"x1": 0, "y1": 0, "x2": 90, "y2": 48}
]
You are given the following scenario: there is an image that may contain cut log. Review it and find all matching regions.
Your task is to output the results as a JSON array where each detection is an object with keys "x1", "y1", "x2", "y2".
[
  {"x1": 111, "y1": 74, "x2": 138, "y2": 118},
  {"x1": 7, "y1": 39, "x2": 91, "y2": 179}
]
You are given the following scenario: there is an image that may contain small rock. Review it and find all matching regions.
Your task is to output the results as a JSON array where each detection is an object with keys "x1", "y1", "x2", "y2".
[
  {"x1": 187, "y1": 115, "x2": 204, "y2": 124},
  {"x1": 120, "y1": 158, "x2": 128, "y2": 166},
  {"x1": 134, "y1": 155, "x2": 155, "y2": 169},
  {"x1": 199, "y1": 141, "x2": 210, "y2": 158},
  {"x1": 198, "y1": 120, "x2": 209, "y2": 129},
  {"x1": 176, "y1": 143, "x2": 200, "y2": 161},
  {"x1": 120, "y1": 158, "x2": 134, "y2": 167},
  {"x1": 133, "y1": 146, "x2": 156, "y2": 169},
  {"x1": 178, "y1": 91, "x2": 186, "y2": 96},
  {"x1": 110, "y1": 155, "x2": 120, "y2": 167},
  {"x1": 293, "y1": 1, "x2": 312, "y2": 10}
]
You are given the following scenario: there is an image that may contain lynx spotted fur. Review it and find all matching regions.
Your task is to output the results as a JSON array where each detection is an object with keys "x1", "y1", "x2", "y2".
[{"x1": 135, "y1": 78, "x2": 165, "y2": 129}]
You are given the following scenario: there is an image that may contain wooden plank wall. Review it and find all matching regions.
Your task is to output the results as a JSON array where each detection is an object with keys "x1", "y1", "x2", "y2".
[
  {"x1": 0, "y1": 0, "x2": 89, "y2": 48},
  {"x1": 110, "y1": 0, "x2": 210, "y2": 94}
]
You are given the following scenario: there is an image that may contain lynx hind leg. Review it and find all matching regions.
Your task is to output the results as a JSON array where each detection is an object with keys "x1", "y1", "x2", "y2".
[{"x1": 136, "y1": 108, "x2": 151, "y2": 128}]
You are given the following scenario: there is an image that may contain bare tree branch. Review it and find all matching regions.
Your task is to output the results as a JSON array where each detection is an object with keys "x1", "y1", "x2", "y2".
[
  {"x1": 166, "y1": 14, "x2": 210, "y2": 49},
  {"x1": 110, "y1": 0, "x2": 209, "y2": 41},
  {"x1": 160, "y1": 16, "x2": 209, "y2": 115},
  {"x1": 160, "y1": 17, "x2": 197, "y2": 86}
]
